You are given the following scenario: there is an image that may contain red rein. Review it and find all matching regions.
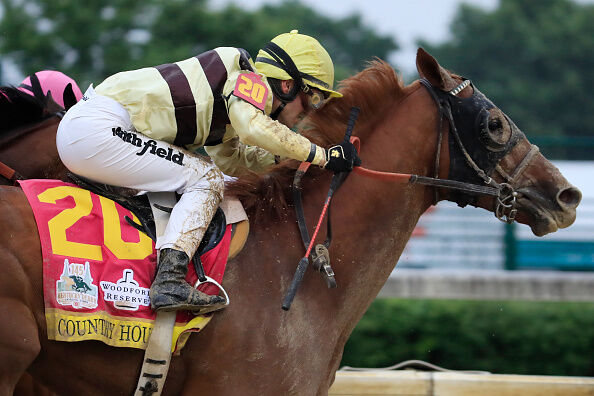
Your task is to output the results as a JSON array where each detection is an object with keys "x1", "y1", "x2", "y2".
[
  {"x1": 298, "y1": 136, "x2": 412, "y2": 256},
  {"x1": 350, "y1": 137, "x2": 411, "y2": 183}
]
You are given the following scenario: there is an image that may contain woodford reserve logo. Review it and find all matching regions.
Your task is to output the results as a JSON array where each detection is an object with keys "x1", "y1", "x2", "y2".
[
  {"x1": 56, "y1": 259, "x2": 99, "y2": 309},
  {"x1": 100, "y1": 269, "x2": 150, "y2": 311}
]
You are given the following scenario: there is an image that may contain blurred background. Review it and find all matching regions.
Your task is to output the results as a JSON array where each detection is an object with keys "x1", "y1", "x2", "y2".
[{"x1": 2, "y1": 0, "x2": 592, "y2": 378}]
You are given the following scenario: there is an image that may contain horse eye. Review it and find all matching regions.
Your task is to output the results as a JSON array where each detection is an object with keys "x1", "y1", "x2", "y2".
[
  {"x1": 488, "y1": 119, "x2": 502, "y2": 132},
  {"x1": 485, "y1": 111, "x2": 512, "y2": 150},
  {"x1": 477, "y1": 108, "x2": 512, "y2": 152}
]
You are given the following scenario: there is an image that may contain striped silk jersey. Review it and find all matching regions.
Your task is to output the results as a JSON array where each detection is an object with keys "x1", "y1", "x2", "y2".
[
  {"x1": 95, "y1": 47, "x2": 326, "y2": 176},
  {"x1": 95, "y1": 47, "x2": 267, "y2": 148}
]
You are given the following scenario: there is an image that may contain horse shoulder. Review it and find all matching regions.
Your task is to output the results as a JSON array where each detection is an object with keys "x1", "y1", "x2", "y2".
[{"x1": 0, "y1": 186, "x2": 44, "y2": 393}]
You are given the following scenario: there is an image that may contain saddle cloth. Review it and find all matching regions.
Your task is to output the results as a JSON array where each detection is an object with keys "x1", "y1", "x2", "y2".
[{"x1": 19, "y1": 179, "x2": 233, "y2": 353}]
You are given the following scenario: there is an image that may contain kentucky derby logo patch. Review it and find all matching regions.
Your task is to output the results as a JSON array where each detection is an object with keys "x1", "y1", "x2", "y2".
[
  {"x1": 56, "y1": 259, "x2": 99, "y2": 309},
  {"x1": 100, "y1": 269, "x2": 150, "y2": 311},
  {"x1": 233, "y1": 72, "x2": 269, "y2": 111}
]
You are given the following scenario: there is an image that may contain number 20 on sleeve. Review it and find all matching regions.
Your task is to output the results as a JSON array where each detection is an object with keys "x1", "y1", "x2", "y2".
[{"x1": 233, "y1": 72, "x2": 269, "y2": 111}]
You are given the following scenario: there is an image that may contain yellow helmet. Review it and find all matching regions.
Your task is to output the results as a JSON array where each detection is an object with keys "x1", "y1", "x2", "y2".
[{"x1": 255, "y1": 30, "x2": 342, "y2": 99}]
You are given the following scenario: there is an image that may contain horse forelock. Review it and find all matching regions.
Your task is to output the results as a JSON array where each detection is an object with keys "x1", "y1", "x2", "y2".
[{"x1": 227, "y1": 60, "x2": 408, "y2": 222}]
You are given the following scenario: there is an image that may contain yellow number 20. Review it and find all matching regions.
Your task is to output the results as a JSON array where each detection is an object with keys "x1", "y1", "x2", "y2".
[
  {"x1": 37, "y1": 186, "x2": 153, "y2": 261},
  {"x1": 237, "y1": 74, "x2": 266, "y2": 103}
]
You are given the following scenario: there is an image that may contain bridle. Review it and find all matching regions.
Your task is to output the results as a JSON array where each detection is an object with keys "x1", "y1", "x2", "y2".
[{"x1": 353, "y1": 77, "x2": 540, "y2": 224}]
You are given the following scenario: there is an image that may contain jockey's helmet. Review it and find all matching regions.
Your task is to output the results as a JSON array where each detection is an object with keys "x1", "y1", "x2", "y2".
[
  {"x1": 18, "y1": 70, "x2": 83, "y2": 108},
  {"x1": 255, "y1": 30, "x2": 342, "y2": 101}
]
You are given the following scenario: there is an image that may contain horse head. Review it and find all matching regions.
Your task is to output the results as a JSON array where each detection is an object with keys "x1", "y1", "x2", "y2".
[{"x1": 416, "y1": 48, "x2": 581, "y2": 236}]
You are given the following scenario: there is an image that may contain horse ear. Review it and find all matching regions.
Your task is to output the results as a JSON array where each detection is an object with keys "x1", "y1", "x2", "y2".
[
  {"x1": 44, "y1": 92, "x2": 64, "y2": 114},
  {"x1": 63, "y1": 83, "x2": 77, "y2": 110},
  {"x1": 416, "y1": 48, "x2": 450, "y2": 89}
]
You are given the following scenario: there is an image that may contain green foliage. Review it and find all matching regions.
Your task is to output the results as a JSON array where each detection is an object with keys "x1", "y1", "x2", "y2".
[
  {"x1": 0, "y1": 0, "x2": 397, "y2": 87},
  {"x1": 0, "y1": 0, "x2": 158, "y2": 86},
  {"x1": 420, "y1": 0, "x2": 594, "y2": 139},
  {"x1": 146, "y1": 0, "x2": 397, "y2": 82},
  {"x1": 342, "y1": 298, "x2": 594, "y2": 376}
]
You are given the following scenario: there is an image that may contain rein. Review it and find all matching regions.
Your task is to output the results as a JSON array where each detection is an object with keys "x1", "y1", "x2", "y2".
[
  {"x1": 0, "y1": 162, "x2": 24, "y2": 184},
  {"x1": 351, "y1": 138, "x2": 501, "y2": 197}
]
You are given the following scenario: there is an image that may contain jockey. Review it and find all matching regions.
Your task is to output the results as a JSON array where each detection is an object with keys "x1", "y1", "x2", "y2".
[
  {"x1": 18, "y1": 70, "x2": 83, "y2": 109},
  {"x1": 56, "y1": 30, "x2": 360, "y2": 313}
]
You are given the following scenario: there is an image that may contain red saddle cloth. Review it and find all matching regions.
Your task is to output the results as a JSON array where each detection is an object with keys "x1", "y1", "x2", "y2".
[{"x1": 19, "y1": 179, "x2": 231, "y2": 353}]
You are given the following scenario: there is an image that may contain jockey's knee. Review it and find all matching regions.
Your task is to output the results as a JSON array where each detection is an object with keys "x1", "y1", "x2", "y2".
[
  {"x1": 183, "y1": 156, "x2": 225, "y2": 198},
  {"x1": 206, "y1": 166, "x2": 225, "y2": 198}
]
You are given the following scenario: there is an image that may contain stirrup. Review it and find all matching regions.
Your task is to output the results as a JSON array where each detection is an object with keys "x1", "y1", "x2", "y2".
[{"x1": 191, "y1": 276, "x2": 230, "y2": 315}]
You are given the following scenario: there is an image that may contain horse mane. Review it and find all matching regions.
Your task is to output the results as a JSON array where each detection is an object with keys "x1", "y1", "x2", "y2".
[
  {"x1": 0, "y1": 86, "x2": 46, "y2": 132},
  {"x1": 226, "y1": 60, "x2": 408, "y2": 223}
]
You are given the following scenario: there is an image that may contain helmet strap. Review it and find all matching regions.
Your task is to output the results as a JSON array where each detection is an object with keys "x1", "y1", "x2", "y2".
[
  {"x1": 258, "y1": 42, "x2": 308, "y2": 102},
  {"x1": 267, "y1": 78, "x2": 295, "y2": 120},
  {"x1": 269, "y1": 101, "x2": 286, "y2": 120}
]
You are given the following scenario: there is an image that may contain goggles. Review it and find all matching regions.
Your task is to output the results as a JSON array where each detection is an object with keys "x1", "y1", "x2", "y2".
[{"x1": 301, "y1": 86, "x2": 330, "y2": 110}]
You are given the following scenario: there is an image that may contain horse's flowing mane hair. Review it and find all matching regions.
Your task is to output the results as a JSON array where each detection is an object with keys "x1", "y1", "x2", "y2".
[
  {"x1": 227, "y1": 60, "x2": 409, "y2": 222},
  {"x1": 0, "y1": 86, "x2": 47, "y2": 133}
]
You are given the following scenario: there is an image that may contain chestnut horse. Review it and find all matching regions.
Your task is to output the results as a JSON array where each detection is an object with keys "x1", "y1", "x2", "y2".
[
  {"x1": 0, "y1": 49, "x2": 581, "y2": 396},
  {"x1": 0, "y1": 87, "x2": 68, "y2": 184}
]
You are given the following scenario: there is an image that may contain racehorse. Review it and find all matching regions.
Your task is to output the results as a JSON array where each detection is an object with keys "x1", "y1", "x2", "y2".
[
  {"x1": 0, "y1": 49, "x2": 581, "y2": 396},
  {"x1": 0, "y1": 87, "x2": 69, "y2": 184}
]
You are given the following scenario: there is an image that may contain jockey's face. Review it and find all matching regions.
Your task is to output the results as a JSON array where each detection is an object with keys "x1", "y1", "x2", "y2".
[{"x1": 274, "y1": 80, "x2": 309, "y2": 128}]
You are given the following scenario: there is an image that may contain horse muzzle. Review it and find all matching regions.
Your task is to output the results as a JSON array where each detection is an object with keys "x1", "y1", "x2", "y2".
[{"x1": 514, "y1": 184, "x2": 581, "y2": 236}]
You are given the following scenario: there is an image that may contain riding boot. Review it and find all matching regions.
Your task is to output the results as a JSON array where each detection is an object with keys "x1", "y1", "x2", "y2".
[{"x1": 149, "y1": 248, "x2": 226, "y2": 313}]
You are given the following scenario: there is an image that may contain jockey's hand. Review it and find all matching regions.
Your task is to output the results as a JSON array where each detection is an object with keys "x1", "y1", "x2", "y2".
[{"x1": 324, "y1": 141, "x2": 361, "y2": 172}]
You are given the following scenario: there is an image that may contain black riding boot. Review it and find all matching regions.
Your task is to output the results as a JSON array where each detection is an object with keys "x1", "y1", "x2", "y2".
[{"x1": 149, "y1": 248, "x2": 226, "y2": 312}]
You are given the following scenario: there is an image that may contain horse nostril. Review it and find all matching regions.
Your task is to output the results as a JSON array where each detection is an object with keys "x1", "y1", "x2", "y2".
[{"x1": 557, "y1": 186, "x2": 582, "y2": 209}]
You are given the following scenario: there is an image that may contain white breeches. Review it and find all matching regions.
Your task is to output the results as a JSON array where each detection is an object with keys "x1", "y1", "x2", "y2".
[{"x1": 56, "y1": 86, "x2": 224, "y2": 257}]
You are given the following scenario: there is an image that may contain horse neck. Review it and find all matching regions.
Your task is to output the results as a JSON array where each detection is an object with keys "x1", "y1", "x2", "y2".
[
  {"x1": 0, "y1": 116, "x2": 65, "y2": 181},
  {"x1": 234, "y1": 82, "x2": 442, "y2": 338},
  {"x1": 320, "y1": 84, "x2": 441, "y2": 311}
]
